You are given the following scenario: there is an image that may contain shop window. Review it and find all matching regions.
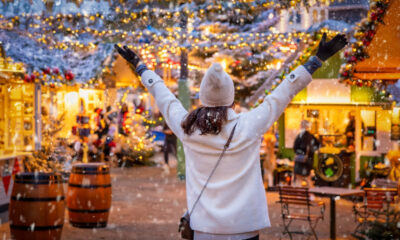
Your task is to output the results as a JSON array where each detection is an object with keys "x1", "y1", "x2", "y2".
[
  {"x1": 312, "y1": 9, "x2": 318, "y2": 23},
  {"x1": 360, "y1": 110, "x2": 376, "y2": 151},
  {"x1": 320, "y1": 10, "x2": 326, "y2": 21},
  {"x1": 391, "y1": 107, "x2": 400, "y2": 140},
  {"x1": 289, "y1": 11, "x2": 302, "y2": 24}
]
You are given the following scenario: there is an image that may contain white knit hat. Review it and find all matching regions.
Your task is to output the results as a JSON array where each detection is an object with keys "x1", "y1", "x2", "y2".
[{"x1": 199, "y1": 63, "x2": 235, "y2": 107}]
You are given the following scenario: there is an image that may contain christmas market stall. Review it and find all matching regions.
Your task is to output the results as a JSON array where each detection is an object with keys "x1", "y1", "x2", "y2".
[
  {"x1": 280, "y1": 0, "x2": 400, "y2": 188},
  {"x1": 0, "y1": 44, "x2": 30, "y2": 216}
]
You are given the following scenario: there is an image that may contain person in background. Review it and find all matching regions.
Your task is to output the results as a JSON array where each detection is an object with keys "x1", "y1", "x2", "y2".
[
  {"x1": 115, "y1": 32, "x2": 347, "y2": 240},
  {"x1": 262, "y1": 128, "x2": 276, "y2": 188},
  {"x1": 293, "y1": 120, "x2": 320, "y2": 187},
  {"x1": 163, "y1": 121, "x2": 177, "y2": 166}
]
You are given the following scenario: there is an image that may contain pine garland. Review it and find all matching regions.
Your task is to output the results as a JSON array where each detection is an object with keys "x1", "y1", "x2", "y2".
[{"x1": 339, "y1": 0, "x2": 390, "y2": 88}]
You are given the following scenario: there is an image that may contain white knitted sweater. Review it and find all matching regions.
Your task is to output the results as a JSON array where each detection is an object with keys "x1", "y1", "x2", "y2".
[{"x1": 140, "y1": 65, "x2": 312, "y2": 234}]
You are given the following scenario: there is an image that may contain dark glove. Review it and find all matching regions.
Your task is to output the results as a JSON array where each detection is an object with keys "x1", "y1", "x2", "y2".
[
  {"x1": 316, "y1": 33, "x2": 348, "y2": 61},
  {"x1": 114, "y1": 44, "x2": 142, "y2": 68}
]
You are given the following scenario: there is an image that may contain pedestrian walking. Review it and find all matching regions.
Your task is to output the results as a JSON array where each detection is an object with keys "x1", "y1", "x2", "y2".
[
  {"x1": 293, "y1": 120, "x2": 320, "y2": 187},
  {"x1": 262, "y1": 129, "x2": 277, "y2": 188},
  {"x1": 163, "y1": 122, "x2": 177, "y2": 165},
  {"x1": 115, "y1": 32, "x2": 347, "y2": 240}
]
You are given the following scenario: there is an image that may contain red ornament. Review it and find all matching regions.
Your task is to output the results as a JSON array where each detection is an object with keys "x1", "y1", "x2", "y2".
[
  {"x1": 108, "y1": 141, "x2": 116, "y2": 148},
  {"x1": 367, "y1": 30, "x2": 375, "y2": 38},
  {"x1": 377, "y1": 8, "x2": 384, "y2": 14},
  {"x1": 30, "y1": 74, "x2": 36, "y2": 82},
  {"x1": 342, "y1": 71, "x2": 349, "y2": 77},
  {"x1": 24, "y1": 74, "x2": 31, "y2": 83},
  {"x1": 350, "y1": 56, "x2": 357, "y2": 62},
  {"x1": 53, "y1": 68, "x2": 59, "y2": 74},
  {"x1": 370, "y1": 12, "x2": 378, "y2": 21},
  {"x1": 362, "y1": 40, "x2": 371, "y2": 46},
  {"x1": 43, "y1": 67, "x2": 51, "y2": 75}
]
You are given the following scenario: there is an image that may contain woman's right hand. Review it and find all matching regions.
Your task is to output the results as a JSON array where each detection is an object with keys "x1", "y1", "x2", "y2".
[{"x1": 114, "y1": 44, "x2": 143, "y2": 68}]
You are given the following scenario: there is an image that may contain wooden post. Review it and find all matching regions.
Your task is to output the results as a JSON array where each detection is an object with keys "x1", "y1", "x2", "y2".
[
  {"x1": 355, "y1": 109, "x2": 361, "y2": 181},
  {"x1": 34, "y1": 82, "x2": 42, "y2": 150},
  {"x1": 177, "y1": 3, "x2": 190, "y2": 180}
]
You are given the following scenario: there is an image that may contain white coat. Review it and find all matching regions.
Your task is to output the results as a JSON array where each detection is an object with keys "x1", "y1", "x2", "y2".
[{"x1": 140, "y1": 65, "x2": 312, "y2": 234}]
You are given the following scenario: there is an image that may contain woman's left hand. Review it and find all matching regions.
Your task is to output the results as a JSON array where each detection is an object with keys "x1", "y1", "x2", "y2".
[{"x1": 316, "y1": 33, "x2": 348, "y2": 61}]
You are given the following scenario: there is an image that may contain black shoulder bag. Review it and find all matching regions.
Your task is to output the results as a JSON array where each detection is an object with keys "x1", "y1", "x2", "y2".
[{"x1": 178, "y1": 123, "x2": 238, "y2": 240}]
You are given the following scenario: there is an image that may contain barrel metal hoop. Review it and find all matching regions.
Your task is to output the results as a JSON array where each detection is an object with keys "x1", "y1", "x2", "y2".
[
  {"x1": 68, "y1": 183, "x2": 112, "y2": 189},
  {"x1": 14, "y1": 180, "x2": 64, "y2": 185},
  {"x1": 10, "y1": 224, "x2": 64, "y2": 231},
  {"x1": 11, "y1": 196, "x2": 65, "y2": 202},
  {"x1": 69, "y1": 221, "x2": 107, "y2": 228},
  {"x1": 71, "y1": 171, "x2": 109, "y2": 175},
  {"x1": 67, "y1": 208, "x2": 110, "y2": 213}
]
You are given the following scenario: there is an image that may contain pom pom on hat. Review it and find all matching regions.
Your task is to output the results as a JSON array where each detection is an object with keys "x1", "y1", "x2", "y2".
[{"x1": 199, "y1": 63, "x2": 235, "y2": 107}]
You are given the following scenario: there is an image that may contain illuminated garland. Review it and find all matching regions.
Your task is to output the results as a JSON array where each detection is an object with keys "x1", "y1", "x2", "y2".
[
  {"x1": 339, "y1": 0, "x2": 390, "y2": 87},
  {"x1": 236, "y1": 31, "x2": 329, "y2": 105}
]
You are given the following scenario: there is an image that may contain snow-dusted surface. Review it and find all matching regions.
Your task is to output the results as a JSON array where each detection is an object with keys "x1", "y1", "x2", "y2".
[{"x1": 0, "y1": 161, "x2": 361, "y2": 239}]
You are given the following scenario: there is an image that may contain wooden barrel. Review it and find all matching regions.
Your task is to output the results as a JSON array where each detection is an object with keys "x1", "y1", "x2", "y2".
[
  {"x1": 9, "y1": 173, "x2": 65, "y2": 240},
  {"x1": 67, "y1": 163, "x2": 111, "y2": 228}
]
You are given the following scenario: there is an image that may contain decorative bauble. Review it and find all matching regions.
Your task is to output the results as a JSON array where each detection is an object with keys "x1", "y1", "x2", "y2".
[
  {"x1": 370, "y1": 12, "x2": 378, "y2": 21},
  {"x1": 43, "y1": 67, "x2": 51, "y2": 75},
  {"x1": 65, "y1": 74, "x2": 71, "y2": 81},
  {"x1": 53, "y1": 68, "x2": 59, "y2": 74},
  {"x1": 345, "y1": 64, "x2": 352, "y2": 70},
  {"x1": 30, "y1": 74, "x2": 36, "y2": 82},
  {"x1": 24, "y1": 74, "x2": 31, "y2": 83},
  {"x1": 367, "y1": 30, "x2": 375, "y2": 38},
  {"x1": 354, "y1": 32, "x2": 363, "y2": 39},
  {"x1": 350, "y1": 56, "x2": 357, "y2": 62},
  {"x1": 362, "y1": 40, "x2": 371, "y2": 46}
]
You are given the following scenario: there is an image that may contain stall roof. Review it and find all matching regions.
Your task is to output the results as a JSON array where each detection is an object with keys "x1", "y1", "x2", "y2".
[
  {"x1": 353, "y1": 0, "x2": 400, "y2": 80},
  {"x1": 0, "y1": 31, "x2": 114, "y2": 83},
  {"x1": 306, "y1": 20, "x2": 353, "y2": 33}
]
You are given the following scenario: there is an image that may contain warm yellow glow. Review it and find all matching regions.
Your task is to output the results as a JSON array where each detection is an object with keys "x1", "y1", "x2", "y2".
[
  {"x1": 64, "y1": 91, "x2": 79, "y2": 107},
  {"x1": 221, "y1": 60, "x2": 227, "y2": 71}
]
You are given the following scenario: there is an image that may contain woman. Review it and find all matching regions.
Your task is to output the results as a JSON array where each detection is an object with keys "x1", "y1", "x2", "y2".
[
  {"x1": 293, "y1": 120, "x2": 320, "y2": 187},
  {"x1": 115, "y1": 33, "x2": 347, "y2": 240}
]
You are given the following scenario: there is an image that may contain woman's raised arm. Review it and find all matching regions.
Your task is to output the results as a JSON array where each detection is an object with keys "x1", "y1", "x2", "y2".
[
  {"x1": 115, "y1": 45, "x2": 187, "y2": 140},
  {"x1": 243, "y1": 33, "x2": 348, "y2": 139}
]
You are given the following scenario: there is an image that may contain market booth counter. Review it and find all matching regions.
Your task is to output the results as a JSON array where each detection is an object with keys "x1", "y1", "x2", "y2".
[
  {"x1": 280, "y1": 77, "x2": 394, "y2": 187},
  {"x1": 0, "y1": 45, "x2": 35, "y2": 220}
]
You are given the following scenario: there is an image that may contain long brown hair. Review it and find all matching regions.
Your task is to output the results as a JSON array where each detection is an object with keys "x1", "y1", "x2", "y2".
[{"x1": 181, "y1": 106, "x2": 230, "y2": 135}]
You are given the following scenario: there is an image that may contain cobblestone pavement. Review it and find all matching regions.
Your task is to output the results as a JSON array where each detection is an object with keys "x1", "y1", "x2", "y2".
[{"x1": 0, "y1": 154, "x2": 358, "y2": 240}]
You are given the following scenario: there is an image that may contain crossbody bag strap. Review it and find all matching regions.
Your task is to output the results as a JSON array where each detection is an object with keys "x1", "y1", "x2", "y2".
[{"x1": 188, "y1": 122, "x2": 238, "y2": 217}]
